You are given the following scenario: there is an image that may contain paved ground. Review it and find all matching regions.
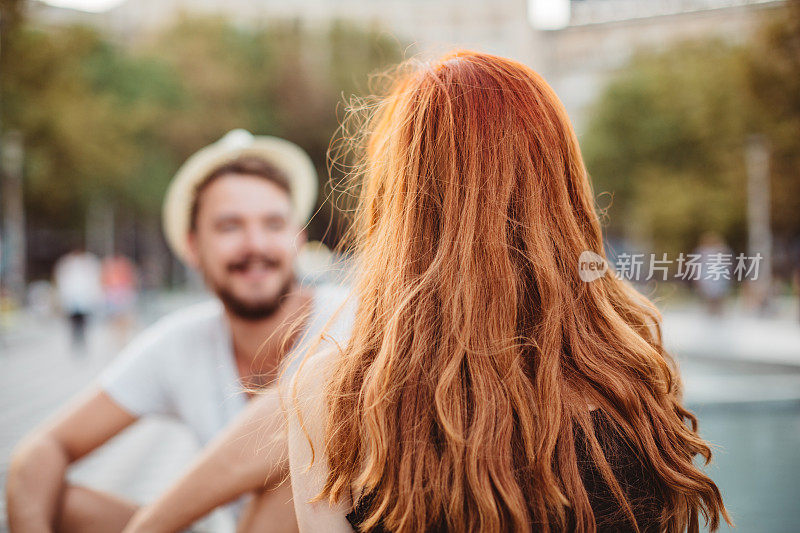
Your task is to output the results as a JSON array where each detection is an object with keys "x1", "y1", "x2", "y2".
[
  {"x1": 662, "y1": 299, "x2": 800, "y2": 406},
  {"x1": 1, "y1": 293, "x2": 799, "y2": 532}
]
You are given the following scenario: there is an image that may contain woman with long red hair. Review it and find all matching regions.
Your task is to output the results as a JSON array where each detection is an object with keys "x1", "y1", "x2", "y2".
[{"x1": 286, "y1": 50, "x2": 730, "y2": 533}]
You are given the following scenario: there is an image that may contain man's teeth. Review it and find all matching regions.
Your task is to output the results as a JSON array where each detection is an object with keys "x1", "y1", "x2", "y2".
[{"x1": 240, "y1": 262, "x2": 273, "y2": 272}]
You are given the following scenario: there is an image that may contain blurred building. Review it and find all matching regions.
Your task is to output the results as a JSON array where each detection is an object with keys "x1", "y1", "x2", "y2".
[
  {"x1": 29, "y1": 0, "x2": 783, "y2": 132},
  {"x1": 541, "y1": 0, "x2": 782, "y2": 131}
]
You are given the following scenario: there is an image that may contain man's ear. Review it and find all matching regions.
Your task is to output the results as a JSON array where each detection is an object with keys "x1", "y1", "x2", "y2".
[{"x1": 185, "y1": 232, "x2": 201, "y2": 269}]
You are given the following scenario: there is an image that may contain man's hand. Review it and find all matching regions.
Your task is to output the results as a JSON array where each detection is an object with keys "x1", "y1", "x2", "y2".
[{"x1": 6, "y1": 388, "x2": 138, "y2": 532}]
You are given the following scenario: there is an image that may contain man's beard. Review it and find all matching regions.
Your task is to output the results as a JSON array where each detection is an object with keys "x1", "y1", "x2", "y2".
[
  {"x1": 213, "y1": 274, "x2": 294, "y2": 320},
  {"x1": 202, "y1": 253, "x2": 296, "y2": 321}
]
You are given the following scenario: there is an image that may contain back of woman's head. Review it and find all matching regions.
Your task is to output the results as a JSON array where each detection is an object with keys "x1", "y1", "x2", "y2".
[{"x1": 321, "y1": 50, "x2": 728, "y2": 533}]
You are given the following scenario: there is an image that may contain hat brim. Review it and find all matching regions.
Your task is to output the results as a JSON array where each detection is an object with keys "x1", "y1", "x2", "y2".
[{"x1": 162, "y1": 136, "x2": 318, "y2": 264}]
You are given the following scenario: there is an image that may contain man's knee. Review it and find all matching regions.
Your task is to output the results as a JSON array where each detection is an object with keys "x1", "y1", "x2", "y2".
[{"x1": 56, "y1": 485, "x2": 138, "y2": 533}]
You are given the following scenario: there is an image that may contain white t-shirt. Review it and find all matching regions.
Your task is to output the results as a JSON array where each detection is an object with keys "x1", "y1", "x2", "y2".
[
  {"x1": 54, "y1": 252, "x2": 103, "y2": 314},
  {"x1": 99, "y1": 284, "x2": 355, "y2": 446}
]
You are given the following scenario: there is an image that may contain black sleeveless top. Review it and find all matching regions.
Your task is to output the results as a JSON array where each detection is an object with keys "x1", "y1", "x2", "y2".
[{"x1": 346, "y1": 410, "x2": 665, "y2": 532}]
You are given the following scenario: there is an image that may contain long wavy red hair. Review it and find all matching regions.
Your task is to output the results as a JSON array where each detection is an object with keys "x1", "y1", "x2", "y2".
[{"x1": 307, "y1": 50, "x2": 729, "y2": 532}]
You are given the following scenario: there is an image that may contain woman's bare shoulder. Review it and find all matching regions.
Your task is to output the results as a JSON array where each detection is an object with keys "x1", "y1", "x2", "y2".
[
  {"x1": 282, "y1": 346, "x2": 339, "y2": 395},
  {"x1": 280, "y1": 345, "x2": 341, "y2": 435}
]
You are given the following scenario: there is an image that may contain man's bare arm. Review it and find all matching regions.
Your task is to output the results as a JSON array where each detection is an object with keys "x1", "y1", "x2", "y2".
[
  {"x1": 123, "y1": 387, "x2": 289, "y2": 533},
  {"x1": 6, "y1": 388, "x2": 138, "y2": 532}
]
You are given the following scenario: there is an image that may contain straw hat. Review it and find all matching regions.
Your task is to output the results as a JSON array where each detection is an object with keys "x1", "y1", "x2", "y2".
[{"x1": 162, "y1": 129, "x2": 318, "y2": 263}]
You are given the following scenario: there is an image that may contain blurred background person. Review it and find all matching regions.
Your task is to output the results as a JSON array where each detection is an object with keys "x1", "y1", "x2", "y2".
[
  {"x1": 101, "y1": 253, "x2": 138, "y2": 345},
  {"x1": 694, "y1": 232, "x2": 733, "y2": 317},
  {"x1": 53, "y1": 248, "x2": 102, "y2": 351}
]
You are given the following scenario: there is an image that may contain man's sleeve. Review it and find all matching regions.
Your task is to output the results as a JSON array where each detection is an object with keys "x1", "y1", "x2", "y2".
[{"x1": 97, "y1": 322, "x2": 175, "y2": 418}]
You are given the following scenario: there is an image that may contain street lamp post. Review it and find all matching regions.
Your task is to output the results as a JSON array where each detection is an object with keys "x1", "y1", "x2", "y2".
[{"x1": 745, "y1": 134, "x2": 772, "y2": 314}]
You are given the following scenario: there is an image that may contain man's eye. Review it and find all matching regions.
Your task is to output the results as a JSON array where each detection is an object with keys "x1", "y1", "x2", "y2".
[
  {"x1": 217, "y1": 222, "x2": 240, "y2": 231},
  {"x1": 266, "y1": 219, "x2": 286, "y2": 231}
]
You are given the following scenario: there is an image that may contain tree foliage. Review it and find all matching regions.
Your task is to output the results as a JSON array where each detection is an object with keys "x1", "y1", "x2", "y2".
[
  {"x1": 1, "y1": 14, "x2": 404, "y2": 244},
  {"x1": 583, "y1": 2, "x2": 800, "y2": 258}
]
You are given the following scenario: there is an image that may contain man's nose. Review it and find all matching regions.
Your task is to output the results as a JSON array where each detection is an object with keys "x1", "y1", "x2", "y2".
[{"x1": 241, "y1": 223, "x2": 273, "y2": 253}]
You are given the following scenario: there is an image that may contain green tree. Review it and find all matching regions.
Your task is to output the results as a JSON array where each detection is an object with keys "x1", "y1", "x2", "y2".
[
  {"x1": 584, "y1": 2, "x2": 800, "y2": 262},
  {"x1": 744, "y1": 0, "x2": 800, "y2": 242},
  {"x1": 582, "y1": 39, "x2": 752, "y2": 255},
  {"x1": 2, "y1": 12, "x2": 405, "y2": 280},
  {"x1": 3, "y1": 26, "x2": 135, "y2": 225}
]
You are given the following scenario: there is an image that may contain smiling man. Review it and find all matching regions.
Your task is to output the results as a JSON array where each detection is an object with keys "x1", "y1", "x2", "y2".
[{"x1": 6, "y1": 130, "x2": 354, "y2": 532}]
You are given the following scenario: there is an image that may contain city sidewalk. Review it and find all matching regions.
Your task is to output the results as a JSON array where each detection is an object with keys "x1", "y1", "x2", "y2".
[
  {"x1": 663, "y1": 303, "x2": 800, "y2": 367},
  {"x1": 664, "y1": 299, "x2": 800, "y2": 405}
]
